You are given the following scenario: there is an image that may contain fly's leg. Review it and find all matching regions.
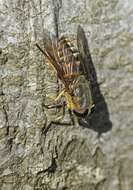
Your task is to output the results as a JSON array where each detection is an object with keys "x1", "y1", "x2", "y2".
[
  {"x1": 42, "y1": 120, "x2": 71, "y2": 136},
  {"x1": 41, "y1": 90, "x2": 66, "y2": 135},
  {"x1": 43, "y1": 103, "x2": 64, "y2": 109},
  {"x1": 68, "y1": 109, "x2": 75, "y2": 125},
  {"x1": 54, "y1": 90, "x2": 65, "y2": 102},
  {"x1": 43, "y1": 89, "x2": 65, "y2": 107},
  {"x1": 42, "y1": 101, "x2": 71, "y2": 135}
]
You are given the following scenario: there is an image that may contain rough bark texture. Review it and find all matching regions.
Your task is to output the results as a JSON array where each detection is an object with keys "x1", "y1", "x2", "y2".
[{"x1": 0, "y1": 0, "x2": 133, "y2": 190}]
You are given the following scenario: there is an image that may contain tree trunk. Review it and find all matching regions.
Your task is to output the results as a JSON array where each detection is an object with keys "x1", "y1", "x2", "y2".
[{"x1": 0, "y1": 0, "x2": 133, "y2": 190}]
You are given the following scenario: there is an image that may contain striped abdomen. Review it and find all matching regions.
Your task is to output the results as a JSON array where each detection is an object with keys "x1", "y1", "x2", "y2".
[{"x1": 57, "y1": 37, "x2": 81, "y2": 84}]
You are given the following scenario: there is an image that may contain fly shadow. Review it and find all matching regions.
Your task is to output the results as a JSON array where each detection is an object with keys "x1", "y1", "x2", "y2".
[{"x1": 78, "y1": 26, "x2": 112, "y2": 137}]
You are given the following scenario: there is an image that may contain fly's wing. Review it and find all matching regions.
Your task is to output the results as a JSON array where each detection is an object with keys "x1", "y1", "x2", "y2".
[
  {"x1": 77, "y1": 25, "x2": 94, "y2": 82},
  {"x1": 57, "y1": 36, "x2": 81, "y2": 86},
  {"x1": 76, "y1": 26, "x2": 95, "y2": 113},
  {"x1": 35, "y1": 30, "x2": 63, "y2": 80}
]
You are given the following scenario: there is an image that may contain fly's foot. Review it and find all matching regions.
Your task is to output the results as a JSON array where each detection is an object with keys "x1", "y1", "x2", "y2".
[{"x1": 42, "y1": 121, "x2": 71, "y2": 136}]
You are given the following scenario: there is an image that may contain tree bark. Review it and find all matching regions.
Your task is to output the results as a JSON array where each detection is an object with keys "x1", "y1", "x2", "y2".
[{"x1": 0, "y1": 0, "x2": 133, "y2": 190}]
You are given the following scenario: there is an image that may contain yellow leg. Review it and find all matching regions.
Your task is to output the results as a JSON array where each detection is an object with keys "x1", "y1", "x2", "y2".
[
  {"x1": 46, "y1": 90, "x2": 65, "y2": 104},
  {"x1": 54, "y1": 90, "x2": 65, "y2": 102},
  {"x1": 47, "y1": 95, "x2": 57, "y2": 101},
  {"x1": 48, "y1": 62, "x2": 56, "y2": 72}
]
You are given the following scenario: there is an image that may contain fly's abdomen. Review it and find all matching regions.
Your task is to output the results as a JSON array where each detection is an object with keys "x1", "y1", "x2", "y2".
[{"x1": 57, "y1": 37, "x2": 81, "y2": 82}]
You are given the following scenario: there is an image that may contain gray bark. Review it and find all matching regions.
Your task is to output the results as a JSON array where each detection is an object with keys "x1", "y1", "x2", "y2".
[{"x1": 0, "y1": 0, "x2": 133, "y2": 190}]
